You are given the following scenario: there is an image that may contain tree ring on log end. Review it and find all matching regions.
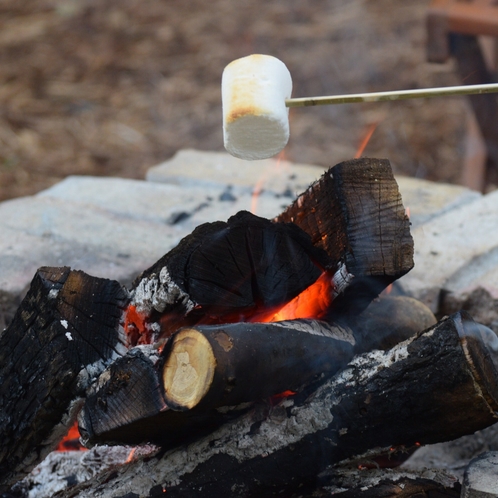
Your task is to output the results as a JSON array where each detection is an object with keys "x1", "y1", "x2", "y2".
[{"x1": 162, "y1": 328, "x2": 216, "y2": 410}]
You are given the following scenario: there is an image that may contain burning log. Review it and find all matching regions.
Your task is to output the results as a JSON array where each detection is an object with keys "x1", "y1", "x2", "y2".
[
  {"x1": 0, "y1": 267, "x2": 128, "y2": 491},
  {"x1": 127, "y1": 210, "x2": 332, "y2": 342},
  {"x1": 79, "y1": 320, "x2": 355, "y2": 447},
  {"x1": 66, "y1": 312, "x2": 498, "y2": 497},
  {"x1": 276, "y1": 157, "x2": 414, "y2": 314}
]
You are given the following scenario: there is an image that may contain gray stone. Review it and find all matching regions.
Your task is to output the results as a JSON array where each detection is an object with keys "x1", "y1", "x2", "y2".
[
  {"x1": 396, "y1": 189, "x2": 498, "y2": 322},
  {"x1": 401, "y1": 424, "x2": 498, "y2": 481},
  {"x1": 396, "y1": 176, "x2": 481, "y2": 228},
  {"x1": 147, "y1": 149, "x2": 480, "y2": 228},
  {"x1": 145, "y1": 148, "x2": 323, "y2": 196},
  {"x1": 462, "y1": 451, "x2": 498, "y2": 498},
  {"x1": 0, "y1": 195, "x2": 182, "y2": 295}
]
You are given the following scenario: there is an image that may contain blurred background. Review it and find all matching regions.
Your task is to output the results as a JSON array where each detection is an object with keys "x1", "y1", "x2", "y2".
[{"x1": 0, "y1": 0, "x2": 488, "y2": 202}]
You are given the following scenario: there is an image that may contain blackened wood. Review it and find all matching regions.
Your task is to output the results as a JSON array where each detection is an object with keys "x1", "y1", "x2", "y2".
[
  {"x1": 276, "y1": 158, "x2": 414, "y2": 313},
  {"x1": 320, "y1": 470, "x2": 461, "y2": 498},
  {"x1": 0, "y1": 267, "x2": 128, "y2": 491},
  {"x1": 129, "y1": 210, "x2": 331, "y2": 340},
  {"x1": 348, "y1": 295, "x2": 437, "y2": 354},
  {"x1": 68, "y1": 312, "x2": 498, "y2": 497},
  {"x1": 79, "y1": 320, "x2": 355, "y2": 446}
]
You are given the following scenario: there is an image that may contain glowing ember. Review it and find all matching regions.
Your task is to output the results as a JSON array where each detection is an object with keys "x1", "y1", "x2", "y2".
[
  {"x1": 56, "y1": 422, "x2": 87, "y2": 452},
  {"x1": 125, "y1": 447, "x2": 137, "y2": 463},
  {"x1": 124, "y1": 304, "x2": 151, "y2": 346}
]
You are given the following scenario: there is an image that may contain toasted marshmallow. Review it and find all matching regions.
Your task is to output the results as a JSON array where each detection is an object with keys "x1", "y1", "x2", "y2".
[{"x1": 222, "y1": 54, "x2": 292, "y2": 160}]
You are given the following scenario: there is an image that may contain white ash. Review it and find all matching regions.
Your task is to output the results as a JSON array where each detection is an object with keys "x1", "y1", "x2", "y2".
[
  {"x1": 132, "y1": 266, "x2": 194, "y2": 316},
  {"x1": 76, "y1": 327, "x2": 128, "y2": 392},
  {"x1": 16, "y1": 444, "x2": 159, "y2": 498},
  {"x1": 333, "y1": 262, "x2": 354, "y2": 297},
  {"x1": 322, "y1": 467, "x2": 459, "y2": 494},
  {"x1": 338, "y1": 337, "x2": 413, "y2": 386},
  {"x1": 65, "y1": 331, "x2": 73, "y2": 341},
  {"x1": 60, "y1": 319, "x2": 68, "y2": 329},
  {"x1": 48, "y1": 288, "x2": 59, "y2": 299}
]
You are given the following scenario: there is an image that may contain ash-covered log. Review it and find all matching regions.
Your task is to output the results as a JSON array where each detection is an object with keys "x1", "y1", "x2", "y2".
[
  {"x1": 0, "y1": 267, "x2": 128, "y2": 491},
  {"x1": 79, "y1": 320, "x2": 355, "y2": 447},
  {"x1": 66, "y1": 312, "x2": 498, "y2": 497}
]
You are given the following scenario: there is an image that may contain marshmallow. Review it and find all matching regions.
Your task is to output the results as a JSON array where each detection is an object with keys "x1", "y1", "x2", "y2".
[{"x1": 222, "y1": 54, "x2": 292, "y2": 160}]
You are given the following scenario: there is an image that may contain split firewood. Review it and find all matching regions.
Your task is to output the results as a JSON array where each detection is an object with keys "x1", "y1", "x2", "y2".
[
  {"x1": 127, "y1": 210, "x2": 332, "y2": 342},
  {"x1": 276, "y1": 158, "x2": 414, "y2": 314},
  {"x1": 66, "y1": 312, "x2": 498, "y2": 497},
  {"x1": 79, "y1": 319, "x2": 355, "y2": 447},
  {"x1": 0, "y1": 267, "x2": 128, "y2": 491},
  {"x1": 80, "y1": 295, "x2": 433, "y2": 447}
]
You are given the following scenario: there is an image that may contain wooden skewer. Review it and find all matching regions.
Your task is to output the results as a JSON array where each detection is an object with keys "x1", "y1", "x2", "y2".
[{"x1": 285, "y1": 82, "x2": 498, "y2": 107}]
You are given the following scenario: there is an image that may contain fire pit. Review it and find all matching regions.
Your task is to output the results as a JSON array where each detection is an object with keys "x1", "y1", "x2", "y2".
[{"x1": 2, "y1": 151, "x2": 498, "y2": 497}]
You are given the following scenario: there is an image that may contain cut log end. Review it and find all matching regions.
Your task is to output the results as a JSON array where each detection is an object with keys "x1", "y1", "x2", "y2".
[{"x1": 162, "y1": 328, "x2": 216, "y2": 410}]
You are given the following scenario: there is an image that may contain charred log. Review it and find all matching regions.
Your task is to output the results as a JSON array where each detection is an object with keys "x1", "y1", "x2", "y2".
[
  {"x1": 79, "y1": 320, "x2": 355, "y2": 447},
  {"x1": 0, "y1": 267, "x2": 128, "y2": 491},
  {"x1": 317, "y1": 468, "x2": 461, "y2": 498},
  {"x1": 129, "y1": 210, "x2": 332, "y2": 340},
  {"x1": 348, "y1": 294, "x2": 437, "y2": 354},
  {"x1": 67, "y1": 312, "x2": 498, "y2": 497},
  {"x1": 276, "y1": 158, "x2": 414, "y2": 314}
]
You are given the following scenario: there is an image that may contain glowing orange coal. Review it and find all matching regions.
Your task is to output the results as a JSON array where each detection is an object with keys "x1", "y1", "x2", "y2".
[{"x1": 124, "y1": 304, "x2": 151, "y2": 346}]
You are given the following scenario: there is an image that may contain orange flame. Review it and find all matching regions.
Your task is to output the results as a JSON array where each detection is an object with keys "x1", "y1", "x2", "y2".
[
  {"x1": 354, "y1": 122, "x2": 379, "y2": 158},
  {"x1": 251, "y1": 271, "x2": 334, "y2": 323},
  {"x1": 251, "y1": 150, "x2": 288, "y2": 215},
  {"x1": 56, "y1": 422, "x2": 87, "y2": 452}
]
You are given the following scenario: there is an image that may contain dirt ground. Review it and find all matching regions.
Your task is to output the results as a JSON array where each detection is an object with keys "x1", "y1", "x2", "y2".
[{"x1": 0, "y1": 0, "x2": 472, "y2": 202}]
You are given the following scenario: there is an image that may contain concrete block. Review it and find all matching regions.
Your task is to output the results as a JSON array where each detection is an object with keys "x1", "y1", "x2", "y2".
[
  {"x1": 145, "y1": 148, "x2": 323, "y2": 196},
  {"x1": 396, "y1": 176, "x2": 481, "y2": 228},
  {"x1": 0, "y1": 196, "x2": 183, "y2": 295},
  {"x1": 462, "y1": 451, "x2": 498, "y2": 498},
  {"x1": 397, "y1": 189, "x2": 498, "y2": 325}
]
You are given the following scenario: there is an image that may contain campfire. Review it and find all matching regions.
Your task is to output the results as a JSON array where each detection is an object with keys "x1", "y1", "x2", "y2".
[{"x1": 2, "y1": 158, "x2": 497, "y2": 497}]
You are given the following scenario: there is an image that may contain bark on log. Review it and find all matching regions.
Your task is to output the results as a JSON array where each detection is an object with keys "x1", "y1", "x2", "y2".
[
  {"x1": 79, "y1": 320, "x2": 355, "y2": 447},
  {"x1": 65, "y1": 312, "x2": 498, "y2": 497},
  {"x1": 348, "y1": 295, "x2": 437, "y2": 354},
  {"x1": 0, "y1": 267, "x2": 128, "y2": 491}
]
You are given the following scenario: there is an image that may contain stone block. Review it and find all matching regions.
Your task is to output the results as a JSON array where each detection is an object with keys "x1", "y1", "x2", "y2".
[
  {"x1": 145, "y1": 148, "x2": 323, "y2": 196},
  {"x1": 396, "y1": 176, "x2": 481, "y2": 228},
  {"x1": 0, "y1": 196, "x2": 181, "y2": 296},
  {"x1": 462, "y1": 451, "x2": 498, "y2": 498},
  {"x1": 396, "y1": 189, "x2": 498, "y2": 327}
]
